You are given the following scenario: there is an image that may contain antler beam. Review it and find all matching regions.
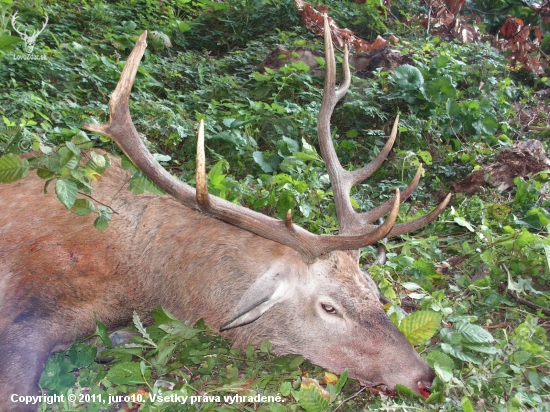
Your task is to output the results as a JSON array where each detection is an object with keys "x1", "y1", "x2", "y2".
[{"x1": 84, "y1": 23, "x2": 449, "y2": 263}]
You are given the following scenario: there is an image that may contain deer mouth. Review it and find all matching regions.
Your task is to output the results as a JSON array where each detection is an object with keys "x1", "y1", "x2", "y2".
[{"x1": 417, "y1": 380, "x2": 432, "y2": 398}]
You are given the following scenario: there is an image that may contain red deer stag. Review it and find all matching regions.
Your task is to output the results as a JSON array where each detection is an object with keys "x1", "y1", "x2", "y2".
[{"x1": 0, "y1": 15, "x2": 450, "y2": 411}]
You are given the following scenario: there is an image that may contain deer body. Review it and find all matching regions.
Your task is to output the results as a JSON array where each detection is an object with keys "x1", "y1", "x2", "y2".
[{"x1": 0, "y1": 158, "x2": 434, "y2": 410}]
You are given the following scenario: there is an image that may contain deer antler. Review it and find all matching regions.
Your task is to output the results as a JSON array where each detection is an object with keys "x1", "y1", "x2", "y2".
[
  {"x1": 317, "y1": 14, "x2": 451, "y2": 238},
  {"x1": 84, "y1": 21, "x2": 449, "y2": 263}
]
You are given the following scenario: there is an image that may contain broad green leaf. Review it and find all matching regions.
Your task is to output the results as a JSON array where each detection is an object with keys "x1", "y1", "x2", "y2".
[
  {"x1": 121, "y1": 155, "x2": 138, "y2": 172},
  {"x1": 94, "y1": 213, "x2": 111, "y2": 232},
  {"x1": 260, "y1": 340, "x2": 273, "y2": 353},
  {"x1": 151, "y1": 306, "x2": 180, "y2": 325},
  {"x1": 333, "y1": 369, "x2": 348, "y2": 399},
  {"x1": 57, "y1": 147, "x2": 79, "y2": 170},
  {"x1": 394, "y1": 384, "x2": 423, "y2": 399},
  {"x1": 55, "y1": 179, "x2": 78, "y2": 209},
  {"x1": 271, "y1": 173, "x2": 293, "y2": 185},
  {"x1": 402, "y1": 282, "x2": 423, "y2": 291},
  {"x1": 417, "y1": 150, "x2": 432, "y2": 166},
  {"x1": 253, "y1": 151, "x2": 281, "y2": 173},
  {"x1": 426, "y1": 350, "x2": 455, "y2": 370},
  {"x1": 159, "y1": 321, "x2": 199, "y2": 340},
  {"x1": 512, "y1": 350, "x2": 532, "y2": 364},
  {"x1": 68, "y1": 343, "x2": 97, "y2": 368},
  {"x1": 462, "y1": 396, "x2": 475, "y2": 412},
  {"x1": 36, "y1": 168, "x2": 55, "y2": 179},
  {"x1": 463, "y1": 343, "x2": 499, "y2": 354},
  {"x1": 70, "y1": 198, "x2": 95, "y2": 216},
  {"x1": 434, "y1": 362, "x2": 454, "y2": 382},
  {"x1": 0, "y1": 35, "x2": 22, "y2": 51},
  {"x1": 426, "y1": 76, "x2": 457, "y2": 101},
  {"x1": 253, "y1": 71, "x2": 273, "y2": 82},
  {"x1": 288, "y1": 355, "x2": 305, "y2": 369},
  {"x1": 393, "y1": 64, "x2": 424, "y2": 90},
  {"x1": 128, "y1": 172, "x2": 165, "y2": 195},
  {"x1": 95, "y1": 322, "x2": 112, "y2": 348},
  {"x1": 399, "y1": 310, "x2": 442, "y2": 346},
  {"x1": 441, "y1": 343, "x2": 483, "y2": 364},
  {"x1": 455, "y1": 321, "x2": 495, "y2": 344},
  {"x1": 454, "y1": 216, "x2": 475, "y2": 232},
  {"x1": 105, "y1": 362, "x2": 149, "y2": 385},
  {"x1": 153, "y1": 153, "x2": 171, "y2": 162},
  {"x1": 65, "y1": 141, "x2": 81, "y2": 155},
  {"x1": 0, "y1": 154, "x2": 29, "y2": 183},
  {"x1": 208, "y1": 160, "x2": 227, "y2": 187},
  {"x1": 297, "y1": 378, "x2": 329, "y2": 412},
  {"x1": 71, "y1": 132, "x2": 93, "y2": 149}
]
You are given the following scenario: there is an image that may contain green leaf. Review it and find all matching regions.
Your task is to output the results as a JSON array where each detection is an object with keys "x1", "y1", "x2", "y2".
[
  {"x1": 128, "y1": 172, "x2": 165, "y2": 195},
  {"x1": 395, "y1": 384, "x2": 423, "y2": 399},
  {"x1": 253, "y1": 72, "x2": 273, "y2": 82},
  {"x1": 440, "y1": 343, "x2": 482, "y2": 363},
  {"x1": 121, "y1": 155, "x2": 139, "y2": 173},
  {"x1": 153, "y1": 153, "x2": 171, "y2": 162},
  {"x1": 95, "y1": 322, "x2": 112, "y2": 348},
  {"x1": 426, "y1": 350, "x2": 455, "y2": 370},
  {"x1": 455, "y1": 321, "x2": 495, "y2": 344},
  {"x1": 260, "y1": 340, "x2": 273, "y2": 353},
  {"x1": 462, "y1": 396, "x2": 475, "y2": 412},
  {"x1": 426, "y1": 76, "x2": 457, "y2": 101},
  {"x1": 0, "y1": 35, "x2": 23, "y2": 51},
  {"x1": 402, "y1": 282, "x2": 423, "y2": 291},
  {"x1": 65, "y1": 141, "x2": 81, "y2": 155},
  {"x1": 297, "y1": 378, "x2": 329, "y2": 412},
  {"x1": 94, "y1": 213, "x2": 111, "y2": 232},
  {"x1": 0, "y1": 154, "x2": 29, "y2": 183},
  {"x1": 288, "y1": 355, "x2": 305, "y2": 369},
  {"x1": 333, "y1": 369, "x2": 348, "y2": 398},
  {"x1": 417, "y1": 150, "x2": 432, "y2": 166},
  {"x1": 70, "y1": 198, "x2": 95, "y2": 216},
  {"x1": 208, "y1": 160, "x2": 227, "y2": 187},
  {"x1": 68, "y1": 343, "x2": 97, "y2": 368},
  {"x1": 55, "y1": 179, "x2": 78, "y2": 209},
  {"x1": 454, "y1": 217, "x2": 475, "y2": 232},
  {"x1": 151, "y1": 306, "x2": 180, "y2": 325},
  {"x1": 253, "y1": 151, "x2": 281, "y2": 173},
  {"x1": 393, "y1": 64, "x2": 424, "y2": 90},
  {"x1": 399, "y1": 310, "x2": 442, "y2": 346},
  {"x1": 105, "y1": 362, "x2": 149, "y2": 385}
]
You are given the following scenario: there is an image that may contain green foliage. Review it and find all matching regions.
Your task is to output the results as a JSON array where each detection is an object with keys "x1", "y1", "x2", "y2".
[
  {"x1": 39, "y1": 308, "x2": 319, "y2": 411},
  {"x1": 1, "y1": 0, "x2": 549, "y2": 410}
]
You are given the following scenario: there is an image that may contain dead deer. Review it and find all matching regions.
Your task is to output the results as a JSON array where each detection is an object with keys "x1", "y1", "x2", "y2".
[{"x1": 0, "y1": 15, "x2": 450, "y2": 411}]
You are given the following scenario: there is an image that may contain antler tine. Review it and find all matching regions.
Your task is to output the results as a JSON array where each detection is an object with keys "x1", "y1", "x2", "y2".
[
  {"x1": 196, "y1": 119, "x2": 210, "y2": 208},
  {"x1": 10, "y1": 12, "x2": 24, "y2": 36}
]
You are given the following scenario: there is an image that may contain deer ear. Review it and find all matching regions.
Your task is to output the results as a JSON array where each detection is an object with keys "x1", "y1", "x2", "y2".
[{"x1": 220, "y1": 270, "x2": 292, "y2": 331}]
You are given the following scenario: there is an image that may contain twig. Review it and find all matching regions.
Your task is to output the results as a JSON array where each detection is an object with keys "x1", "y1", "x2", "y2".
[
  {"x1": 332, "y1": 386, "x2": 367, "y2": 412},
  {"x1": 500, "y1": 264, "x2": 550, "y2": 317},
  {"x1": 77, "y1": 191, "x2": 119, "y2": 214},
  {"x1": 485, "y1": 322, "x2": 513, "y2": 330}
]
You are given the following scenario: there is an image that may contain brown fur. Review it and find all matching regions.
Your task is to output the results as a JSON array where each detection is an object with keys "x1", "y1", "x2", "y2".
[{"x1": 0, "y1": 155, "x2": 434, "y2": 411}]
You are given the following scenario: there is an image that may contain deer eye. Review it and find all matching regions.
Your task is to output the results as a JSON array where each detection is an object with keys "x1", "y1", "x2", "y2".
[{"x1": 321, "y1": 303, "x2": 337, "y2": 314}]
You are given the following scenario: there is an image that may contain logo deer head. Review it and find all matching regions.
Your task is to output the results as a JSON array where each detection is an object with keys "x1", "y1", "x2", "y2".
[{"x1": 11, "y1": 12, "x2": 48, "y2": 54}]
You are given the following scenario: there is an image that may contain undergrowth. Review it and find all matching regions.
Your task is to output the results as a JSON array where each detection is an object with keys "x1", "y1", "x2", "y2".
[{"x1": 1, "y1": 0, "x2": 549, "y2": 410}]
